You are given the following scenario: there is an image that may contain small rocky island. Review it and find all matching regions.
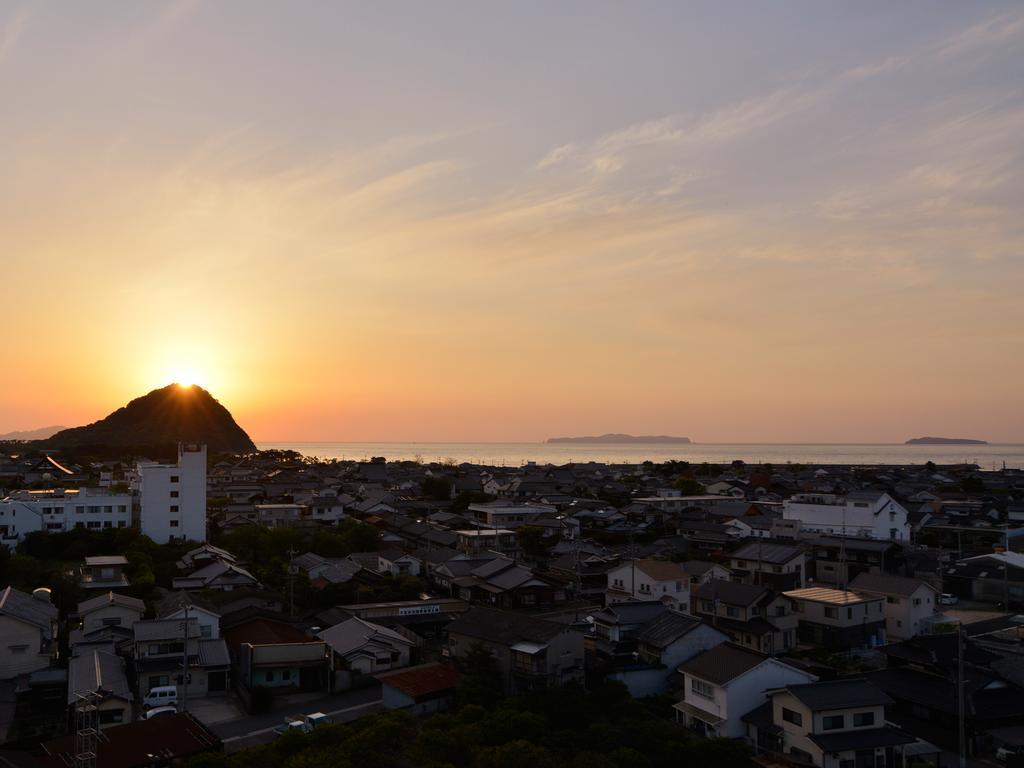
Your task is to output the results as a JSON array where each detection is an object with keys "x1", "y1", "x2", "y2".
[
  {"x1": 905, "y1": 436, "x2": 988, "y2": 445},
  {"x1": 548, "y1": 433, "x2": 691, "y2": 444}
]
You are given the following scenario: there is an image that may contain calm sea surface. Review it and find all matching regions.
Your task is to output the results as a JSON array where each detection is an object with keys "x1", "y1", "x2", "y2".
[{"x1": 258, "y1": 442, "x2": 1024, "y2": 469}]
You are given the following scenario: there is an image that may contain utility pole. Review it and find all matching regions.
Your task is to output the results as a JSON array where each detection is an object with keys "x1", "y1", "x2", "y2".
[
  {"x1": 180, "y1": 601, "x2": 190, "y2": 714},
  {"x1": 288, "y1": 548, "x2": 297, "y2": 618},
  {"x1": 957, "y1": 620, "x2": 966, "y2": 768}
]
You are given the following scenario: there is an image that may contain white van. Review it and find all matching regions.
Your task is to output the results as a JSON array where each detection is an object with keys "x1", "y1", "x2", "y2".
[{"x1": 143, "y1": 686, "x2": 178, "y2": 710}]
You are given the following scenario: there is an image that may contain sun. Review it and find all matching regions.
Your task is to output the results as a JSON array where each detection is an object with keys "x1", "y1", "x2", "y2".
[{"x1": 172, "y1": 368, "x2": 206, "y2": 389}]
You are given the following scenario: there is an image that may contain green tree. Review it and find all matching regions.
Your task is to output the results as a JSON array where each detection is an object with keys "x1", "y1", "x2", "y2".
[
  {"x1": 672, "y1": 476, "x2": 705, "y2": 495},
  {"x1": 457, "y1": 643, "x2": 503, "y2": 709}
]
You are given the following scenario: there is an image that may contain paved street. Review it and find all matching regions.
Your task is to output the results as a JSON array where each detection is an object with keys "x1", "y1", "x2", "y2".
[{"x1": 205, "y1": 683, "x2": 383, "y2": 753}]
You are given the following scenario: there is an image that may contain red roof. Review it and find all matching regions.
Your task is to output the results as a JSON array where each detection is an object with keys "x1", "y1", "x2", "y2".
[
  {"x1": 377, "y1": 662, "x2": 460, "y2": 698},
  {"x1": 41, "y1": 713, "x2": 219, "y2": 768},
  {"x1": 223, "y1": 618, "x2": 310, "y2": 647}
]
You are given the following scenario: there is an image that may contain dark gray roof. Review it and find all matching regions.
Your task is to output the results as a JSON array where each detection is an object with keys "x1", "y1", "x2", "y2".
[
  {"x1": 810, "y1": 726, "x2": 915, "y2": 752},
  {"x1": 849, "y1": 572, "x2": 935, "y2": 598},
  {"x1": 77, "y1": 591, "x2": 145, "y2": 616},
  {"x1": 678, "y1": 642, "x2": 768, "y2": 685},
  {"x1": 591, "y1": 601, "x2": 668, "y2": 626},
  {"x1": 780, "y1": 679, "x2": 891, "y2": 711},
  {"x1": 447, "y1": 607, "x2": 572, "y2": 646},
  {"x1": 694, "y1": 579, "x2": 770, "y2": 607},
  {"x1": 635, "y1": 611, "x2": 705, "y2": 649},
  {"x1": 68, "y1": 650, "x2": 130, "y2": 705},
  {"x1": 679, "y1": 560, "x2": 721, "y2": 577},
  {"x1": 730, "y1": 541, "x2": 803, "y2": 565},
  {"x1": 0, "y1": 586, "x2": 57, "y2": 633}
]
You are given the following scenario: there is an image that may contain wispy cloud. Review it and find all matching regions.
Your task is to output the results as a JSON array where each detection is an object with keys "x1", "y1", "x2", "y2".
[
  {"x1": 0, "y1": 5, "x2": 29, "y2": 64},
  {"x1": 937, "y1": 8, "x2": 1024, "y2": 60}
]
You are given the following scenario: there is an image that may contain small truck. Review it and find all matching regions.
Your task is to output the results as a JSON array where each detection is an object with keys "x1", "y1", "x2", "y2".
[{"x1": 272, "y1": 712, "x2": 330, "y2": 736}]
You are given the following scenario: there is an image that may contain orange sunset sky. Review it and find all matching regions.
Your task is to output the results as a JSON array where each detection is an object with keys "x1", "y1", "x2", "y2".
[{"x1": 2, "y1": 3, "x2": 1022, "y2": 443}]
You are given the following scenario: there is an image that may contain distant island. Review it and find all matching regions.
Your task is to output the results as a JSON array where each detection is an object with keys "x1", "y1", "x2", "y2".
[
  {"x1": 0, "y1": 425, "x2": 66, "y2": 441},
  {"x1": 905, "y1": 436, "x2": 988, "y2": 445},
  {"x1": 547, "y1": 433, "x2": 691, "y2": 444}
]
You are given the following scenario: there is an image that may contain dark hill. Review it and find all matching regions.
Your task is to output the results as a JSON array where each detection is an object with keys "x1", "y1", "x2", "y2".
[{"x1": 46, "y1": 385, "x2": 256, "y2": 453}]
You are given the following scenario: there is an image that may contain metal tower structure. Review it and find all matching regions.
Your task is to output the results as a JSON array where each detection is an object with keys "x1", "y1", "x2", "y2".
[{"x1": 73, "y1": 691, "x2": 100, "y2": 768}]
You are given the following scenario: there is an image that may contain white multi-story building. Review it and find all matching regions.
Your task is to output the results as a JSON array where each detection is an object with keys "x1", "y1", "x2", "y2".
[
  {"x1": 782, "y1": 491, "x2": 910, "y2": 542},
  {"x1": 137, "y1": 443, "x2": 207, "y2": 544},
  {"x1": 605, "y1": 559, "x2": 691, "y2": 610},
  {"x1": 0, "y1": 488, "x2": 132, "y2": 547}
]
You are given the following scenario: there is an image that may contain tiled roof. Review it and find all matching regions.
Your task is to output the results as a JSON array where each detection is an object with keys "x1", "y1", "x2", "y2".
[
  {"x1": 730, "y1": 541, "x2": 803, "y2": 564},
  {"x1": 67, "y1": 650, "x2": 131, "y2": 705},
  {"x1": 694, "y1": 579, "x2": 770, "y2": 607},
  {"x1": 0, "y1": 586, "x2": 57, "y2": 633},
  {"x1": 222, "y1": 618, "x2": 310, "y2": 647},
  {"x1": 849, "y1": 572, "x2": 935, "y2": 598},
  {"x1": 447, "y1": 607, "x2": 569, "y2": 646},
  {"x1": 633, "y1": 559, "x2": 688, "y2": 581},
  {"x1": 377, "y1": 662, "x2": 460, "y2": 698},
  {"x1": 635, "y1": 611, "x2": 705, "y2": 648},
  {"x1": 77, "y1": 591, "x2": 145, "y2": 616},
  {"x1": 678, "y1": 642, "x2": 768, "y2": 685},
  {"x1": 780, "y1": 679, "x2": 891, "y2": 711},
  {"x1": 41, "y1": 713, "x2": 220, "y2": 768}
]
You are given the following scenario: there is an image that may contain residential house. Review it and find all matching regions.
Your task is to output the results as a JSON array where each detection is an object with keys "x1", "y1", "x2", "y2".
[
  {"x1": 176, "y1": 544, "x2": 238, "y2": 572},
  {"x1": 0, "y1": 586, "x2": 58, "y2": 679},
  {"x1": 605, "y1": 559, "x2": 691, "y2": 609},
  {"x1": 848, "y1": 573, "x2": 939, "y2": 640},
  {"x1": 728, "y1": 541, "x2": 806, "y2": 590},
  {"x1": 131, "y1": 619, "x2": 231, "y2": 700},
  {"x1": 864, "y1": 634, "x2": 1024, "y2": 758},
  {"x1": 449, "y1": 556, "x2": 568, "y2": 609},
  {"x1": 608, "y1": 611, "x2": 729, "y2": 698},
  {"x1": 679, "y1": 560, "x2": 733, "y2": 586},
  {"x1": 692, "y1": 580, "x2": 798, "y2": 654},
  {"x1": 454, "y1": 528, "x2": 518, "y2": 556},
  {"x1": 589, "y1": 601, "x2": 671, "y2": 664},
  {"x1": 67, "y1": 649, "x2": 132, "y2": 728},
  {"x1": 783, "y1": 587, "x2": 887, "y2": 650},
  {"x1": 318, "y1": 617, "x2": 415, "y2": 690},
  {"x1": 945, "y1": 551, "x2": 1024, "y2": 607},
  {"x1": 172, "y1": 561, "x2": 261, "y2": 591},
  {"x1": 40, "y1": 712, "x2": 221, "y2": 768},
  {"x1": 377, "y1": 662, "x2": 459, "y2": 716},
  {"x1": 447, "y1": 606, "x2": 584, "y2": 694},
  {"x1": 77, "y1": 592, "x2": 145, "y2": 635},
  {"x1": 80, "y1": 556, "x2": 130, "y2": 590},
  {"x1": 745, "y1": 679, "x2": 915, "y2": 768},
  {"x1": 377, "y1": 550, "x2": 422, "y2": 578},
  {"x1": 675, "y1": 642, "x2": 817, "y2": 738},
  {"x1": 223, "y1": 617, "x2": 327, "y2": 711},
  {"x1": 783, "y1": 491, "x2": 910, "y2": 542},
  {"x1": 158, "y1": 598, "x2": 222, "y2": 640},
  {"x1": 808, "y1": 537, "x2": 902, "y2": 587},
  {"x1": 466, "y1": 500, "x2": 556, "y2": 529}
]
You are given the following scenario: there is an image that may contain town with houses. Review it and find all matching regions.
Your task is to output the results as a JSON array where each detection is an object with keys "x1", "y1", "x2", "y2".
[{"x1": 1, "y1": 444, "x2": 1024, "y2": 768}]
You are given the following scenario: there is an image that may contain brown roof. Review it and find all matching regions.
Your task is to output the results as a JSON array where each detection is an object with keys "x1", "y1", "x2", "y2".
[
  {"x1": 222, "y1": 618, "x2": 310, "y2": 648},
  {"x1": 41, "y1": 713, "x2": 219, "y2": 768},
  {"x1": 376, "y1": 662, "x2": 460, "y2": 698},
  {"x1": 634, "y1": 559, "x2": 688, "y2": 581}
]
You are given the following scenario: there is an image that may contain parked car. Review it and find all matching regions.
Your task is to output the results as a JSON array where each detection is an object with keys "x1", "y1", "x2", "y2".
[
  {"x1": 143, "y1": 685, "x2": 178, "y2": 710},
  {"x1": 140, "y1": 706, "x2": 177, "y2": 721},
  {"x1": 272, "y1": 712, "x2": 331, "y2": 736},
  {"x1": 939, "y1": 593, "x2": 959, "y2": 605}
]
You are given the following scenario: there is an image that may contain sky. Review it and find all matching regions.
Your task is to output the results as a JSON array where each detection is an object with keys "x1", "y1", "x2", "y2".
[{"x1": 1, "y1": 1, "x2": 1022, "y2": 443}]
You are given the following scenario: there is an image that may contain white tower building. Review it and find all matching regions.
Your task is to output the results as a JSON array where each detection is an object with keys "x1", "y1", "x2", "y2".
[{"x1": 138, "y1": 444, "x2": 207, "y2": 543}]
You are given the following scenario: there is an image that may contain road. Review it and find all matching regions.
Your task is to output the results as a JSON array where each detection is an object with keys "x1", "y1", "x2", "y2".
[{"x1": 209, "y1": 683, "x2": 383, "y2": 753}]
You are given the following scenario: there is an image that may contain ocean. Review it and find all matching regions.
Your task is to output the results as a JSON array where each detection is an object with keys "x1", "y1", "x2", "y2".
[{"x1": 257, "y1": 442, "x2": 1024, "y2": 469}]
